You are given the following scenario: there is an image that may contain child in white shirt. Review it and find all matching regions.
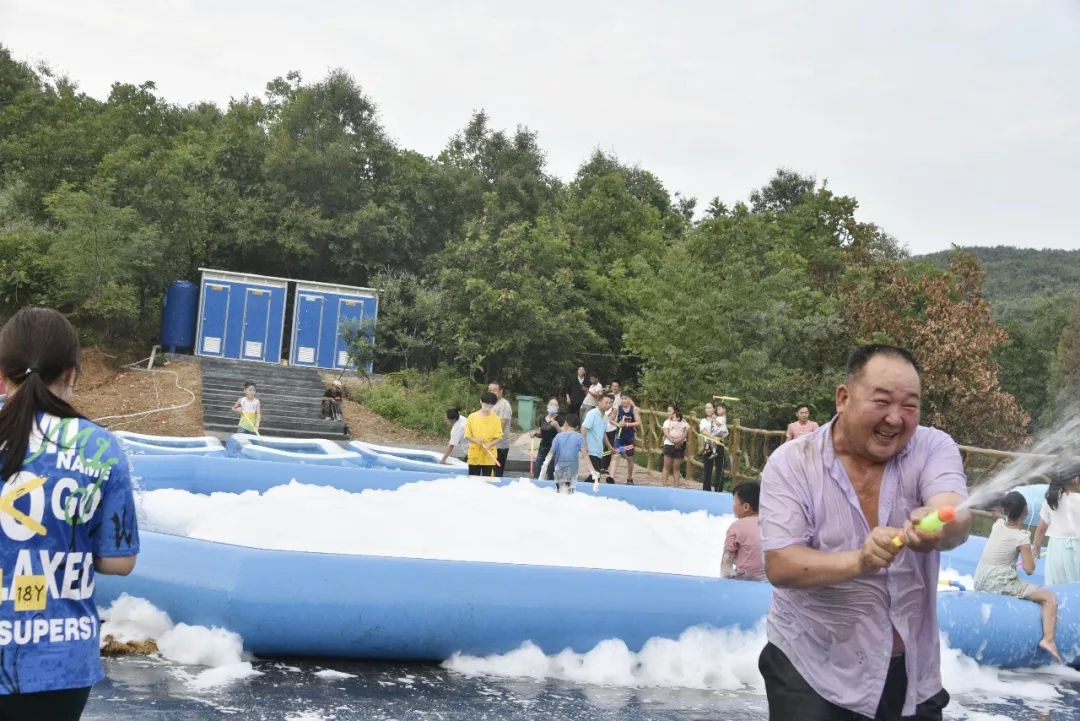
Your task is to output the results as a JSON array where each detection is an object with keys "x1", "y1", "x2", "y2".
[
  {"x1": 231, "y1": 381, "x2": 261, "y2": 434},
  {"x1": 975, "y1": 491, "x2": 1060, "y2": 663}
]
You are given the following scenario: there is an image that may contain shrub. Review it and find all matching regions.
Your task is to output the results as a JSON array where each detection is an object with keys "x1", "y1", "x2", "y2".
[{"x1": 349, "y1": 368, "x2": 481, "y2": 438}]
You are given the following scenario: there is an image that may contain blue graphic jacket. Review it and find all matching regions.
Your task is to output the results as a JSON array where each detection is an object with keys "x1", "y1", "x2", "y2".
[{"x1": 0, "y1": 413, "x2": 140, "y2": 694}]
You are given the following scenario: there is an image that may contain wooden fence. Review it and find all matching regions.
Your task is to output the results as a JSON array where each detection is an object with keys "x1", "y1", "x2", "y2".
[{"x1": 636, "y1": 407, "x2": 1052, "y2": 518}]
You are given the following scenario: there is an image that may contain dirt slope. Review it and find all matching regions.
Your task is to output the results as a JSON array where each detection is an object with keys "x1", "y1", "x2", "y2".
[{"x1": 71, "y1": 350, "x2": 205, "y2": 436}]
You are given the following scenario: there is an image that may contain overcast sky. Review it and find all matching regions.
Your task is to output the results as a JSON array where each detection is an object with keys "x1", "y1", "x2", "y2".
[{"x1": 2, "y1": 1, "x2": 1077, "y2": 255}]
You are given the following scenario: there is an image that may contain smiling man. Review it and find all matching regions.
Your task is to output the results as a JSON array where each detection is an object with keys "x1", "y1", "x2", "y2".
[{"x1": 758, "y1": 345, "x2": 972, "y2": 721}]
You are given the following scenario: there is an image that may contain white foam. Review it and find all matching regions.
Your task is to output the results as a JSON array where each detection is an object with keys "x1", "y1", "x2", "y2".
[
  {"x1": 314, "y1": 669, "x2": 357, "y2": 679},
  {"x1": 137, "y1": 479, "x2": 735, "y2": 577},
  {"x1": 157, "y1": 624, "x2": 247, "y2": 667},
  {"x1": 99, "y1": 593, "x2": 173, "y2": 642},
  {"x1": 447, "y1": 623, "x2": 767, "y2": 691},
  {"x1": 446, "y1": 625, "x2": 1079, "y2": 716},
  {"x1": 99, "y1": 594, "x2": 261, "y2": 690}
]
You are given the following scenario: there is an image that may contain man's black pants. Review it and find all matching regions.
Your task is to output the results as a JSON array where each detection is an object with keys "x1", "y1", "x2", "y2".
[
  {"x1": 494, "y1": 448, "x2": 509, "y2": 477},
  {"x1": 758, "y1": 642, "x2": 949, "y2": 721}
]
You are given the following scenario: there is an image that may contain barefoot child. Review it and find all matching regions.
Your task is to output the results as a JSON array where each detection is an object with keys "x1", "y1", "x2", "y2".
[
  {"x1": 231, "y1": 381, "x2": 261, "y2": 434},
  {"x1": 722, "y1": 483, "x2": 767, "y2": 582},
  {"x1": 975, "y1": 491, "x2": 1061, "y2": 663}
]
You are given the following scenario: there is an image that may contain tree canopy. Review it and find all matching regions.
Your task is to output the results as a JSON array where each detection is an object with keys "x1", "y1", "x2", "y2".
[{"x1": 2, "y1": 43, "x2": 1073, "y2": 448}]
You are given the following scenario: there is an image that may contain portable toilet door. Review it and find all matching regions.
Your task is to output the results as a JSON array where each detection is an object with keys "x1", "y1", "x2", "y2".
[
  {"x1": 241, "y1": 286, "x2": 273, "y2": 362},
  {"x1": 199, "y1": 281, "x2": 231, "y2": 356},
  {"x1": 291, "y1": 290, "x2": 325, "y2": 367},
  {"x1": 332, "y1": 296, "x2": 365, "y2": 369},
  {"x1": 197, "y1": 269, "x2": 288, "y2": 363}
]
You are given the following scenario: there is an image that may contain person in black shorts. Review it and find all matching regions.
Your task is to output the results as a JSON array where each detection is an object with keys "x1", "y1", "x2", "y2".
[{"x1": 610, "y1": 392, "x2": 640, "y2": 484}]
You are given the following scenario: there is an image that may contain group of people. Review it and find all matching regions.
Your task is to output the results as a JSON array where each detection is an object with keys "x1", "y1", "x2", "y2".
[
  {"x1": 440, "y1": 375, "x2": 642, "y2": 487},
  {"x1": 438, "y1": 382, "x2": 513, "y2": 477},
  {"x1": 4, "y1": 298, "x2": 1073, "y2": 721}
]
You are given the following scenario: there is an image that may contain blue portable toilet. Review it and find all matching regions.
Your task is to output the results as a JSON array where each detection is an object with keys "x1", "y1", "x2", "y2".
[
  {"x1": 290, "y1": 281, "x2": 378, "y2": 371},
  {"x1": 195, "y1": 269, "x2": 288, "y2": 363},
  {"x1": 160, "y1": 280, "x2": 199, "y2": 353}
]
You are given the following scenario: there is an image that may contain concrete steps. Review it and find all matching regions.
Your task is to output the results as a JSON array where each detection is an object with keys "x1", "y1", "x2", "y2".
[{"x1": 198, "y1": 357, "x2": 348, "y2": 440}]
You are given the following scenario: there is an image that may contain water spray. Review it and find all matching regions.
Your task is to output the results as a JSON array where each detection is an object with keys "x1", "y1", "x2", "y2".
[{"x1": 959, "y1": 412, "x2": 1080, "y2": 512}]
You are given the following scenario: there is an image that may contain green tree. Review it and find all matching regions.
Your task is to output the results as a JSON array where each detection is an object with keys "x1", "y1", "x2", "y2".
[
  {"x1": 368, "y1": 268, "x2": 440, "y2": 371},
  {"x1": 432, "y1": 214, "x2": 599, "y2": 394},
  {"x1": 43, "y1": 180, "x2": 168, "y2": 337},
  {"x1": 341, "y1": 316, "x2": 379, "y2": 384},
  {"x1": 994, "y1": 294, "x2": 1074, "y2": 431},
  {"x1": 1044, "y1": 297, "x2": 1080, "y2": 427}
]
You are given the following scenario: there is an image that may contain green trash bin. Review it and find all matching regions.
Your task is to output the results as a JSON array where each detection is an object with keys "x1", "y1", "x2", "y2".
[{"x1": 517, "y1": 395, "x2": 538, "y2": 431}]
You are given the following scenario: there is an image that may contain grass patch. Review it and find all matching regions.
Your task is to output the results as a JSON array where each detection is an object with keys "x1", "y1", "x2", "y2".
[{"x1": 349, "y1": 369, "x2": 479, "y2": 438}]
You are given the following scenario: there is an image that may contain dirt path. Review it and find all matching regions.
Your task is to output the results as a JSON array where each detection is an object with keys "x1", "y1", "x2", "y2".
[{"x1": 72, "y1": 350, "x2": 205, "y2": 436}]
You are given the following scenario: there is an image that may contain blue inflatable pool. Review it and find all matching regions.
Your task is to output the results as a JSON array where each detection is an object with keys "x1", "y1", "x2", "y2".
[
  {"x1": 226, "y1": 434, "x2": 364, "y2": 466},
  {"x1": 347, "y1": 440, "x2": 467, "y2": 474},
  {"x1": 114, "y1": 431, "x2": 226, "y2": 457},
  {"x1": 101, "y1": 456, "x2": 1078, "y2": 669}
]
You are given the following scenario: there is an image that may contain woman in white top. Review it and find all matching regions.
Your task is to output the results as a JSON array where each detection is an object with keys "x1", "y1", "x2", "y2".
[
  {"x1": 975, "y1": 491, "x2": 1060, "y2": 663},
  {"x1": 1033, "y1": 468, "x2": 1080, "y2": 585},
  {"x1": 661, "y1": 405, "x2": 690, "y2": 488},
  {"x1": 440, "y1": 408, "x2": 469, "y2": 464}
]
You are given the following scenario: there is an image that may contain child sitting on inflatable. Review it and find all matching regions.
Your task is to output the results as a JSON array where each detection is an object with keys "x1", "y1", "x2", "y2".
[
  {"x1": 722, "y1": 483, "x2": 767, "y2": 582},
  {"x1": 974, "y1": 491, "x2": 1061, "y2": 663}
]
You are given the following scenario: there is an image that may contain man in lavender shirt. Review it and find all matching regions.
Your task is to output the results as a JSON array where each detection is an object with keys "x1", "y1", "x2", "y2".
[{"x1": 758, "y1": 345, "x2": 972, "y2": 720}]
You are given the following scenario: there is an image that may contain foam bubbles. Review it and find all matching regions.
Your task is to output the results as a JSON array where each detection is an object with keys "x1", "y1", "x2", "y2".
[
  {"x1": 138, "y1": 478, "x2": 735, "y2": 577},
  {"x1": 446, "y1": 622, "x2": 767, "y2": 692},
  {"x1": 446, "y1": 624, "x2": 1079, "y2": 717},
  {"x1": 99, "y1": 593, "x2": 260, "y2": 690}
]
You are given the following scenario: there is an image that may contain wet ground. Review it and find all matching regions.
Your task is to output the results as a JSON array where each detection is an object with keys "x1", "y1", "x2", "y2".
[{"x1": 85, "y1": 656, "x2": 1079, "y2": 721}]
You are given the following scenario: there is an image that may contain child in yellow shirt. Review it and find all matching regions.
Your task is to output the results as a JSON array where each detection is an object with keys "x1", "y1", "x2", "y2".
[{"x1": 464, "y1": 391, "x2": 504, "y2": 477}]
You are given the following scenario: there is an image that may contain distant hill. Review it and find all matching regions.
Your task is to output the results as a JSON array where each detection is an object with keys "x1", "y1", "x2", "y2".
[{"x1": 916, "y1": 246, "x2": 1080, "y2": 320}]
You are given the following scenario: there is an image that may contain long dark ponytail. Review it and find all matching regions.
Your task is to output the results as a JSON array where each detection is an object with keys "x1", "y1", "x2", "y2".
[
  {"x1": 1045, "y1": 462, "x2": 1080, "y2": 511},
  {"x1": 0, "y1": 308, "x2": 86, "y2": 482}
]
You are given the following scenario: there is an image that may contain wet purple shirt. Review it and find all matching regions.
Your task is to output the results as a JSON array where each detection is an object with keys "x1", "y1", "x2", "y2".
[{"x1": 759, "y1": 419, "x2": 967, "y2": 717}]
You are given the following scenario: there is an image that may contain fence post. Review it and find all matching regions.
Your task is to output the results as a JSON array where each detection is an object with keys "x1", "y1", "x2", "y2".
[
  {"x1": 646, "y1": 410, "x2": 656, "y2": 471},
  {"x1": 731, "y1": 419, "x2": 741, "y2": 484}
]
